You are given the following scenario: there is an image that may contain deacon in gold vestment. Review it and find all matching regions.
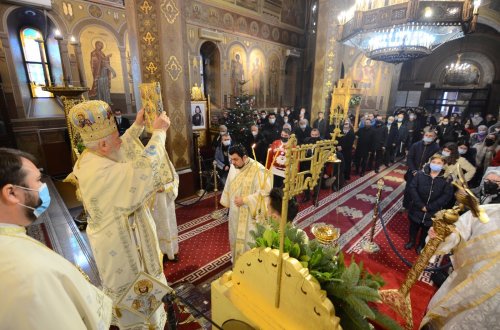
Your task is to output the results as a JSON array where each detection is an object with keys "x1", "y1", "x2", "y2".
[
  {"x1": 0, "y1": 148, "x2": 112, "y2": 329},
  {"x1": 421, "y1": 203, "x2": 500, "y2": 329},
  {"x1": 66, "y1": 101, "x2": 173, "y2": 329},
  {"x1": 220, "y1": 145, "x2": 272, "y2": 261}
]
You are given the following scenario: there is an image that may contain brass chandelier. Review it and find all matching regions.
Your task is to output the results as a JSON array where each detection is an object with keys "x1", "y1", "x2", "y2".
[{"x1": 337, "y1": 0, "x2": 481, "y2": 64}]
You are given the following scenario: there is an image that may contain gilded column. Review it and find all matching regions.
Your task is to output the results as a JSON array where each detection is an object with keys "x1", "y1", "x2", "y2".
[
  {"x1": 311, "y1": 0, "x2": 343, "y2": 114},
  {"x1": 125, "y1": 0, "x2": 192, "y2": 169}
]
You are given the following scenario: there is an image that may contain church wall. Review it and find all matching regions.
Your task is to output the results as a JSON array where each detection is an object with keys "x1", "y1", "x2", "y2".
[
  {"x1": 184, "y1": 0, "x2": 308, "y2": 113},
  {"x1": 0, "y1": 0, "x2": 131, "y2": 175}
]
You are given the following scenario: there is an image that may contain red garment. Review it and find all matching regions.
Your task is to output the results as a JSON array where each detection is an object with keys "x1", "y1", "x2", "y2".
[
  {"x1": 491, "y1": 149, "x2": 500, "y2": 166},
  {"x1": 464, "y1": 127, "x2": 476, "y2": 135},
  {"x1": 266, "y1": 139, "x2": 287, "y2": 177}
]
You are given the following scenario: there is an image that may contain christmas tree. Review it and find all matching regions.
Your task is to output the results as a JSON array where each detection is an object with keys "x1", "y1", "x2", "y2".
[{"x1": 224, "y1": 91, "x2": 256, "y2": 144}]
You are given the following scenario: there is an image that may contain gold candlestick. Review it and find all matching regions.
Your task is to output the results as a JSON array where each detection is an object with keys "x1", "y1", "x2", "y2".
[
  {"x1": 361, "y1": 179, "x2": 384, "y2": 253},
  {"x1": 194, "y1": 132, "x2": 205, "y2": 197},
  {"x1": 211, "y1": 160, "x2": 225, "y2": 219}
]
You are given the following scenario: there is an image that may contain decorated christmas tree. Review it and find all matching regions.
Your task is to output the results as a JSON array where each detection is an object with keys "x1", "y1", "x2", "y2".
[{"x1": 224, "y1": 92, "x2": 256, "y2": 144}]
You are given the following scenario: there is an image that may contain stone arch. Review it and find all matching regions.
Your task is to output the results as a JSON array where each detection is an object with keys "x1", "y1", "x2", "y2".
[
  {"x1": 71, "y1": 18, "x2": 121, "y2": 46},
  {"x1": 284, "y1": 56, "x2": 300, "y2": 107},
  {"x1": 78, "y1": 24, "x2": 124, "y2": 97},
  {"x1": 247, "y1": 46, "x2": 266, "y2": 107},
  {"x1": 432, "y1": 51, "x2": 494, "y2": 88},
  {"x1": 226, "y1": 41, "x2": 248, "y2": 99},
  {"x1": 267, "y1": 51, "x2": 281, "y2": 107},
  {"x1": 199, "y1": 41, "x2": 222, "y2": 107}
]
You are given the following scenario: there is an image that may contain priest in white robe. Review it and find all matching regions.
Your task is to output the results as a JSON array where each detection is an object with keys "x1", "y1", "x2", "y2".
[
  {"x1": 151, "y1": 167, "x2": 180, "y2": 262},
  {"x1": 421, "y1": 203, "x2": 500, "y2": 329},
  {"x1": 0, "y1": 147, "x2": 112, "y2": 329},
  {"x1": 221, "y1": 144, "x2": 272, "y2": 261},
  {"x1": 66, "y1": 101, "x2": 174, "y2": 329}
]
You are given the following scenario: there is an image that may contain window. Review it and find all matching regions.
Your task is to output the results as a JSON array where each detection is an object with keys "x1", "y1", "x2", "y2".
[{"x1": 20, "y1": 27, "x2": 52, "y2": 98}]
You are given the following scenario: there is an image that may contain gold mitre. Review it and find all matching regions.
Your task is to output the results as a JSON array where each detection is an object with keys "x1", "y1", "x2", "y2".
[{"x1": 69, "y1": 100, "x2": 117, "y2": 143}]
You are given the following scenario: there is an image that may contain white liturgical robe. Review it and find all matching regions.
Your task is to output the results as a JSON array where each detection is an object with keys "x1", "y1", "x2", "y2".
[
  {"x1": 421, "y1": 204, "x2": 500, "y2": 329},
  {"x1": 0, "y1": 224, "x2": 112, "y2": 329},
  {"x1": 152, "y1": 167, "x2": 179, "y2": 260},
  {"x1": 68, "y1": 123, "x2": 174, "y2": 329},
  {"x1": 221, "y1": 158, "x2": 272, "y2": 261}
]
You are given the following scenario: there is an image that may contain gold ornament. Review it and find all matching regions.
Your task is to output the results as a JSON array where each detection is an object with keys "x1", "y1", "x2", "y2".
[{"x1": 69, "y1": 100, "x2": 117, "y2": 143}]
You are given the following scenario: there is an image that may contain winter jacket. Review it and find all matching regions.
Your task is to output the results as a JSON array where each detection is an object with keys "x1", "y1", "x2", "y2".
[
  {"x1": 408, "y1": 165, "x2": 454, "y2": 226},
  {"x1": 406, "y1": 140, "x2": 440, "y2": 173},
  {"x1": 443, "y1": 157, "x2": 476, "y2": 182}
]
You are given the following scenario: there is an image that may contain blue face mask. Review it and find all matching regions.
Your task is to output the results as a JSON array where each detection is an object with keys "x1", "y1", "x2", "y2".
[
  {"x1": 16, "y1": 183, "x2": 51, "y2": 218},
  {"x1": 423, "y1": 137, "x2": 434, "y2": 143},
  {"x1": 429, "y1": 164, "x2": 443, "y2": 172}
]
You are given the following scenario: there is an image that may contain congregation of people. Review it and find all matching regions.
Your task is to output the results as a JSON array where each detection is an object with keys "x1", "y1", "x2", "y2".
[{"x1": 212, "y1": 106, "x2": 500, "y2": 258}]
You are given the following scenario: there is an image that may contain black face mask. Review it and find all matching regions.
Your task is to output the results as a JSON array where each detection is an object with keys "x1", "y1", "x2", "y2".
[
  {"x1": 485, "y1": 139, "x2": 495, "y2": 147},
  {"x1": 483, "y1": 181, "x2": 499, "y2": 195},
  {"x1": 281, "y1": 137, "x2": 289, "y2": 143}
]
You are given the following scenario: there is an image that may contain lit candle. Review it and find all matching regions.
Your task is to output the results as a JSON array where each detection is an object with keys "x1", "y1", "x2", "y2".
[
  {"x1": 252, "y1": 143, "x2": 257, "y2": 161},
  {"x1": 265, "y1": 147, "x2": 271, "y2": 169}
]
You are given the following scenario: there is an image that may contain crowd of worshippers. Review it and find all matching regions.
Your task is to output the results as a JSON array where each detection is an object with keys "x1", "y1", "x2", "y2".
[{"x1": 211, "y1": 106, "x2": 499, "y2": 199}]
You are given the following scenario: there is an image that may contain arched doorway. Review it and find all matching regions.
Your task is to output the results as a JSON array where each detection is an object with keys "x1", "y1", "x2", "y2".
[
  {"x1": 200, "y1": 41, "x2": 221, "y2": 107},
  {"x1": 284, "y1": 57, "x2": 299, "y2": 107}
]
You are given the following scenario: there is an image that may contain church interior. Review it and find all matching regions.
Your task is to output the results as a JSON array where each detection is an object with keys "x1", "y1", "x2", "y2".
[{"x1": 0, "y1": 0, "x2": 499, "y2": 329}]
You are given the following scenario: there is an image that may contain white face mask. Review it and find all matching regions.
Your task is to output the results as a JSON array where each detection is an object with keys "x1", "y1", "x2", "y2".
[
  {"x1": 222, "y1": 140, "x2": 231, "y2": 146},
  {"x1": 251, "y1": 131, "x2": 258, "y2": 136},
  {"x1": 442, "y1": 151, "x2": 451, "y2": 157},
  {"x1": 269, "y1": 119, "x2": 276, "y2": 124},
  {"x1": 458, "y1": 148, "x2": 467, "y2": 155},
  {"x1": 387, "y1": 120, "x2": 393, "y2": 125}
]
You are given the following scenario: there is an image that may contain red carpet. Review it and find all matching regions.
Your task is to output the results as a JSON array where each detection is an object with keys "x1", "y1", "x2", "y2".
[{"x1": 164, "y1": 193, "x2": 231, "y2": 285}]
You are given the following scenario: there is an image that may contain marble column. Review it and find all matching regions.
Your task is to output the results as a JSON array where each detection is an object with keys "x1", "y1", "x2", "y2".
[
  {"x1": 0, "y1": 32, "x2": 25, "y2": 119},
  {"x1": 118, "y1": 45, "x2": 132, "y2": 113},
  {"x1": 70, "y1": 41, "x2": 87, "y2": 88}
]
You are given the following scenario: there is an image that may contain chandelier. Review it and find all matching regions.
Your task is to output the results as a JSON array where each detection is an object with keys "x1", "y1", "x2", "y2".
[
  {"x1": 337, "y1": 0, "x2": 481, "y2": 64},
  {"x1": 444, "y1": 53, "x2": 479, "y2": 85}
]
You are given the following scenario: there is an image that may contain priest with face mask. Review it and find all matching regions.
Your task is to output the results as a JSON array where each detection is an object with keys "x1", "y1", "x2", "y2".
[
  {"x1": 65, "y1": 100, "x2": 173, "y2": 329},
  {"x1": 0, "y1": 148, "x2": 113, "y2": 329}
]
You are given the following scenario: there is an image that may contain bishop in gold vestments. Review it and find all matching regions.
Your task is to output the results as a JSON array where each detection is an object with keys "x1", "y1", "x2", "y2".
[{"x1": 67, "y1": 101, "x2": 174, "y2": 329}]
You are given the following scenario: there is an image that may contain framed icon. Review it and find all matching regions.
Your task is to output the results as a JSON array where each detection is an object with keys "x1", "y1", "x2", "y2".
[{"x1": 191, "y1": 101, "x2": 207, "y2": 130}]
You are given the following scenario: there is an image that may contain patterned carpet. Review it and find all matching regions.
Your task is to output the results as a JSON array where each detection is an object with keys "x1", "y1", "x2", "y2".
[{"x1": 168, "y1": 162, "x2": 441, "y2": 329}]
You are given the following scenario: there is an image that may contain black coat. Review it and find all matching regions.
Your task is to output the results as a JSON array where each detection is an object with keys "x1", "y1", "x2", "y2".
[
  {"x1": 294, "y1": 126, "x2": 312, "y2": 145},
  {"x1": 406, "y1": 140, "x2": 440, "y2": 173},
  {"x1": 355, "y1": 127, "x2": 376, "y2": 154},
  {"x1": 115, "y1": 117, "x2": 131, "y2": 136},
  {"x1": 373, "y1": 123, "x2": 388, "y2": 149},
  {"x1": 438, "y1": 124, "x2": 458, "y2": 146},
  {"x1": 245, "y1": 132, "x2": 268, "y2": 165},
  {"x1": 408, "y1": 165, "x2": 453, "y2": 226}
]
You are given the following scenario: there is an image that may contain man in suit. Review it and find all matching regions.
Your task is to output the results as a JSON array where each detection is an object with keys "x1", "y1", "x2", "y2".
[{"x1": 114, "y1": 109, "x2": 130, "y2": 136}]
